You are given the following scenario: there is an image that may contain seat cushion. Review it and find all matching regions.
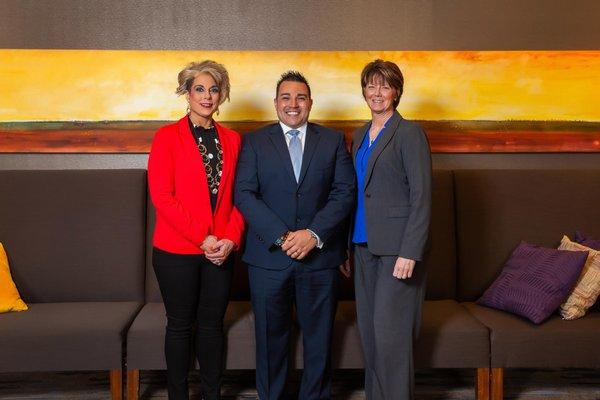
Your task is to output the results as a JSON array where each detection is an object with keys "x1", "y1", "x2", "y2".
[
  {"x1": 0, "y1": 302, "x2": 141, "y2": 372},
  {"x1": 130, "y1": 300, "x2": 490, "y2": 371},
  {"x1": 416, "y1": 300, "x2": 490, "y2": 368},
  {"x1": 464, "y1": 302, "x2": 600, "y2": 368},
  {"x1": 127, "y1": 301, "x2": 255, "y2": 370},
  {"x1": 294, "y1": 300, "x2": 489, "y2": 369}
]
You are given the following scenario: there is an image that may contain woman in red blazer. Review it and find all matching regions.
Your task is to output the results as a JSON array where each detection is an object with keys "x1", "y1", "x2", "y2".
[{"x1": 148, "y1": 60, "x2": 244, "y2": 400}]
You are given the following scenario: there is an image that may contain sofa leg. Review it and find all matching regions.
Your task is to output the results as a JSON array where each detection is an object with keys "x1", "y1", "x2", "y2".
[
  {"x1": 491, "y1": 368, "x2": 504, "y2": 400},
  {"x1": 109, "y1": 369, "x2": 123, "y2": 400},
  {"x1": 127, "y1": 369, "x2": 140, "y2": 400},
  {"x1": 476, "y1": 367, "x2": 490, "y2": 400}
]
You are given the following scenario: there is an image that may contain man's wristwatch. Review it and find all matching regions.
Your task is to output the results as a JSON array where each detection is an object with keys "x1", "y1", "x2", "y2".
[
  {"x1": 274, "y1": 231, "x2": 290, "y2": 247},
  {"x1": 307, "y1": 229, "x2": 318, "y2": 243}
]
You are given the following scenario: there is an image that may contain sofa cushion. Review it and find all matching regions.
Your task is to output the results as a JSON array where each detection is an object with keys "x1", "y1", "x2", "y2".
[
  {"x1": 477, "y1": 241, "x2": 587, "y2": 324},
  {"x1": 464, "y1": 302, "x2": 600, "y2": 368},
  {"x1": 293, "y1": 300, "x2": 489, "y2": 369},
  {"x1": 558, "y1": 236, "x2": 600, "y2": 320},
  {"x1": 146, "y1": 170, "x2": 458, "y2": 302},
  {"x1": 127, "y1": 301, "x2": 255, "y2": 370},
  {"x1": 417, "y1": 300, "x2": 489, "y2": 368},
  {"x1": 454, "y1": 170, "x2": 600, "y2": 301},
  {"x1": 0, "y1": 242, "x2": 28, "y2": 313},
  {"x1": 423, "y1": 170, "x2": 457, "y2": 300},
  {"x1": 0, "y1": 302, "x2": 141, "y2": 372},
  {"x1": 145, "y1": 200, "x2": 250, "y2": 303},
  {"x1": 130, "y1": 299, "x2": 490, "y2": 371},
  {"x1": 0, "y1": 170, "x2": 146, "y2": 302}
]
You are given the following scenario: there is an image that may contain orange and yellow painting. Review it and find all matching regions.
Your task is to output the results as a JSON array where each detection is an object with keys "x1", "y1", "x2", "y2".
[{"x1": 0, "y1": 50, "x2": 598, "y2": 122}]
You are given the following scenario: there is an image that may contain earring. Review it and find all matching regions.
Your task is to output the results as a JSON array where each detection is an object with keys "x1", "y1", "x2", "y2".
[{"x1": 186, "y1": 104, "x2": 190, "y2": 114}]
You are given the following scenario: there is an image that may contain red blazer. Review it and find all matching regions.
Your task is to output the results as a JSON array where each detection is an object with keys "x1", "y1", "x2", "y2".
[{"x1": 148, "y1": 116, "x2": 245, "y2": 254}]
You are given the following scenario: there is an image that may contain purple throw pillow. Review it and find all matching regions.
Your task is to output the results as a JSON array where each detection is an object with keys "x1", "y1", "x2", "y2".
[
  {"x1": 574, "y1": 231, "x2": 600, "y2": 251},
  {"x1": 477, "y1": 241, "x2": 588, "y2": 324}
]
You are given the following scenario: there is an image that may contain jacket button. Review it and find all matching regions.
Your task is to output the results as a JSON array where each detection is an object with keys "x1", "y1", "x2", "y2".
[
  {"x1": 365, "y1": 193, "x2": 371, "y2": 198},
  {"x1": 296, "y1": 218, "x2": 301, "y2": 222},
  {"x1": 296, "y1": 193, "x2": 301, "y2": 198}
]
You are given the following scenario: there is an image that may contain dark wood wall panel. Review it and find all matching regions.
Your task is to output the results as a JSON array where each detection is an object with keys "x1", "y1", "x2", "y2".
[{"x1": 1, "y1": 121, "x2": 598, "y2": 154}]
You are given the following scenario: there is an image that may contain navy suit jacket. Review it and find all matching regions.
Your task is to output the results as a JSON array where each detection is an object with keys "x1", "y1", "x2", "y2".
[{"x1": 234, "y1": 122, "x2": 356, "y2": 270}]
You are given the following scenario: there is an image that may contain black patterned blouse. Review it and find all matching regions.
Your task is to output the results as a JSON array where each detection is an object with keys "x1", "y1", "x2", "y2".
[{"x1": 188, "y1": 117, "x2": 223, "y2": 212}]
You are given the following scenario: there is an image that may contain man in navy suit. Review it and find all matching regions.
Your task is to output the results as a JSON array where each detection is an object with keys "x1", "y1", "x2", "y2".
[{"x1": 235, "y1": 71, "x2": 355, "y2": 400}]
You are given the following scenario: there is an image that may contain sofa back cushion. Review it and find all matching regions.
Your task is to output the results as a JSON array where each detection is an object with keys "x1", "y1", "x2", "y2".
[
  {"x1": 0, "y1": 170, "x2": 146, "y2": 302},
  {"x1": 338, "y1": 170, "x2": 457, "y2": 300},
  {"x1": 146, "y1": 199, "x2": 161, "y2": 302},
  {"x1": 146, "y1": 170, "x2": 458, "y2": 301},
  {"x1": 423, "y1": 170, "x2": 457, "y2": 300},
  {"x1": 455, "y1": 169, "x2": 600, "y2": 302},
  {"x1": 146, "y1": 199, "x2": 252, "y2": 302}
]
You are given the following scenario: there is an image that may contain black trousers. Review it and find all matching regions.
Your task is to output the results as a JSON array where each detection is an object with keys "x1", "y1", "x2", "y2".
[{"x1": 153, "y1": 247, "x2": 233, "y2": 400}]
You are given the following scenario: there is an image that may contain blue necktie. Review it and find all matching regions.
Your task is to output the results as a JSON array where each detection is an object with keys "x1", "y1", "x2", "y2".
[{"x1": 287, "y1": 129, "x2": 302, "y2": 182}]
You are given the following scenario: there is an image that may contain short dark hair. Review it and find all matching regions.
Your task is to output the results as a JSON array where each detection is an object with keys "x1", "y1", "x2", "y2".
[
  {"x1": 276, "y1": 70, "x2": 311, "y2": 98},
  {"x1": 361, "y1": 59, "x2": 404, "y2": 109}
]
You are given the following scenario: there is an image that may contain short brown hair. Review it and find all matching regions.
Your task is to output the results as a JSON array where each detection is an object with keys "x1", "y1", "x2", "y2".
[
  {"x1": 360, "y1": 59, "x2": 404, "y2": 109},
  {"x1": 175, "y1": 60, "x2": 230, "y2": 106},
  {"x1": 276, "y1": 70, "x2": 311, "y2": 98}
]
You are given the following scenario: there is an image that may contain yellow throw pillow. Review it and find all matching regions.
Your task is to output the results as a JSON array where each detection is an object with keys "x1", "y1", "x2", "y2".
[
  {"x1": 558, "y1": 235, "x2": 600, "y2": 320},
  {"x1": 0, "y1": 242, "x2": 28, "y2": 313}
]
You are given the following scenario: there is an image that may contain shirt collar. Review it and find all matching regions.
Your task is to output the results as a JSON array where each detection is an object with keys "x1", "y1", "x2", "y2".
[{"x1": 279, "y1": 121, "x2": 308, "y2": 137}]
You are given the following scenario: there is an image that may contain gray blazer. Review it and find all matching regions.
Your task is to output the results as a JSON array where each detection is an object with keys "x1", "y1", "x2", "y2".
[{"x1": 351, "y1": 111, "x2": 432, "y2": 261}]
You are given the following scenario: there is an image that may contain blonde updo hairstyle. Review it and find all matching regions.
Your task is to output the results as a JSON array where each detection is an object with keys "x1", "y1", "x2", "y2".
[{"x1": 176, "y1": 60, "x2": 231, "y2": 109}]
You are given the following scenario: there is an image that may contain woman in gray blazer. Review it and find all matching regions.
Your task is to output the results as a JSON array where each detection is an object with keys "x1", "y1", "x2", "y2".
[{"x1": 350, "y1": 59, "x2": 432, "y2": 400}]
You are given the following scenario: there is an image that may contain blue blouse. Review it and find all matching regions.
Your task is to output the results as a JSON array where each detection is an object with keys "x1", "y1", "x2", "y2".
[{"x1": 352, "y1": 121, "x2": 388, "y2": 244}]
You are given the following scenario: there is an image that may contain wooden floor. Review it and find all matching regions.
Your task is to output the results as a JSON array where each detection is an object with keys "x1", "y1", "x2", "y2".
[{"x1": 0, "y1": 369, "x2": 598, "y2": 399}]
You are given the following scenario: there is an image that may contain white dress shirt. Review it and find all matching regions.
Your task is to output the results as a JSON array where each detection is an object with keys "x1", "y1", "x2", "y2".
[
  {"x1": 278, "y1": 121, "x2": 323, "y2": 249},
  {"x1": 279, "y1": 122, "x2": 307, "y2": 152}
]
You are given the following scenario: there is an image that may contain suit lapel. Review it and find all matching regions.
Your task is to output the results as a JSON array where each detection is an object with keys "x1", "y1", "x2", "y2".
[
  {"x1": 364, "y1": 111, "x2": 402, "y2": 189},
  {"x1": 268, "y1": 124, "x2": 297, "y2": 183},
  {"x1": 297, "y1": 124, "x2": 321, "y2": 187},
  {"x1": 177, "y1": 116, "x2": 212, "y2": 211},
  {"x1": 178, "y1": 117, "x2": 205, "y2": 177}
]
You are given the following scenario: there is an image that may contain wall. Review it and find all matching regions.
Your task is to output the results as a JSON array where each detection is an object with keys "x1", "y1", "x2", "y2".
[
  {"x1": 1, "y1": 0, "x2": 598, "y2": 50},
  {"x1": 1, "y1": 0, "x2": 598, "y2": 170}
]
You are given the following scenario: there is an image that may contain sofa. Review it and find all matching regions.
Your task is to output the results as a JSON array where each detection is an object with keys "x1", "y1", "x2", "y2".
[
  {"x1": 0, "y1": 170, "x2": 147, "y2": 400},
  {"x1": 126, "y1": 170, "x2": 491, "y2": 399},
  {"x1": 1, "y1": 169, "x2": 599, "y2": 400},
  {"x1": 454, "y1": 170, "x2": 600, "y2": 398}
]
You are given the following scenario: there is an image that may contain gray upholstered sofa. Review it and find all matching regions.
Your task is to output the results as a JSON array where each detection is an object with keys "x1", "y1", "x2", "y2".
[
  {"x1": 126, "y1": 169, "x2": 600, "y2": 400},
  {"x1": 126, "y1": 170, "x2": 492, "y2": 399},
  {"x1": 0, "y1": 170, "x2": 147, "y2": 400},
  {"x1": 454, "y1": 170, "x2": 600, "y2": 399},
  {"x1": 1, "y1": 169, "x2": 599, "y2": 400}
]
